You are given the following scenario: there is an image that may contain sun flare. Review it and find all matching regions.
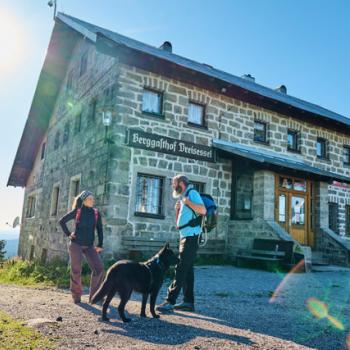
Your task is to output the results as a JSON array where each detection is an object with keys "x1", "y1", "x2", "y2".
[{"x1": 0, "y1": 8, "x2": 25, "y2": 73}]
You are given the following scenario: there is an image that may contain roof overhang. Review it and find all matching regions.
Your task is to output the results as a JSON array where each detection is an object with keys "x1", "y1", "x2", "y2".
[
  {"x1": 213, "y1": 138, "x2": 350, "y2": 184},
  {"x1": 93, "y1": 31, "x2": 350, "y2": 135}
]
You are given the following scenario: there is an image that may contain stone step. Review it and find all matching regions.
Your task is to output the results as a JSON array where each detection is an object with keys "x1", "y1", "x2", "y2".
[{"x1": 311, "y1": 251, "x2": 329, "y2": 266}]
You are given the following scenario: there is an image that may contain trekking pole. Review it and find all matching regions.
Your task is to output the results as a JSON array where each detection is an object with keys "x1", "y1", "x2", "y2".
[{"x1": 198, "y1": 216, "x2": 208, "y2": 248}]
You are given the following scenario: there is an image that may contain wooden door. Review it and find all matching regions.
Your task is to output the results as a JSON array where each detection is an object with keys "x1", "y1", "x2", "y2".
[{"x1": 275, "y1": 175, "x2": 313, "y2": 246}]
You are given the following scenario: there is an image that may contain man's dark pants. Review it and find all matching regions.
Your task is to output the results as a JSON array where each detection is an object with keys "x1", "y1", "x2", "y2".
[{"x1": 166, "y1": 234, "x2": 199, "y2": 305}]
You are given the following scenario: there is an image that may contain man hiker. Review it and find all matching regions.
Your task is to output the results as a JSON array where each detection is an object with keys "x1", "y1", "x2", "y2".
[{"x1": 156, "y1": 174, "x2": 206, "y2": 312}]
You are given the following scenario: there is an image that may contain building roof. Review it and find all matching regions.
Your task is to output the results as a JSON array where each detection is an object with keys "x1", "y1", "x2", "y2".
[
  {"x1": 57, "y1": 13, "x2": 350, "y2": 129},
  {"x1": 7, "y1": 12, "x2": 350, "y2": 187},
  {"x1": 213, "y1": 138, "x2": 350, "y2": 183}
]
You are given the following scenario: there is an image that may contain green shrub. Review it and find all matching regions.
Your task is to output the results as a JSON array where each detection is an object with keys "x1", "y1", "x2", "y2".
[{"x1": 0, "y1": 258, "x2": 90, "y2": 288}]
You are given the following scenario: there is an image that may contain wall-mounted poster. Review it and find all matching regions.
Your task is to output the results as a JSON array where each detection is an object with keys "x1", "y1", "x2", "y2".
[
  {"x1": 280, "y1": 177, "x2": 293, "y2": 189},
  {"x1": 292, "y1": 196, "x2": 305, "y2": 225},
  {"x1": 294, "y1": 180, "x2": 306, "y2": 192}
]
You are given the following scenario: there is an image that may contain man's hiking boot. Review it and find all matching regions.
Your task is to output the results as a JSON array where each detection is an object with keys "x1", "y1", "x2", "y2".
[
  {"x1": 174, "y1": 302, "x2": 195, "y2": 311},
  {"x1": 156, "y1": 301, "x2": 174, "y2": 312}
]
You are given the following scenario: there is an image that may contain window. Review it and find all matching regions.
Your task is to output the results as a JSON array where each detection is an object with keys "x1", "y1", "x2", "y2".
[
  {"x1": 104, "y1": 84, "x2": 116, "y2": 106},
  {"x1": 54, "y1": 132, "x2": 60, "y2": 150},
  {"x1": 68, "y1": 177, "x2": 80, "y2": 209},
  {"x1": 316, "y1": 138, "x2": 328, "y2": 159},
  {"x1": 66, "y1": 70, "x2": 73, "y2": 92},
  {"x1": 29, "y1": 245, "x2": 35, "y2": 261},
  {"x1": 63, "y1": 123, "x2": 70, "y2": 144},
  {"x1": 254, "y1": 121, "x2": 267, "y2": 143},
  {"x1": 135, "y1": 174, "x2": 164, "y2": 217},
  {"x1": 40, "y1": 142, "x2": 46, "y2": 160},
  {"x1": 188, "y1": 102, "x2": 205, "y2": 127},
  {"x1": 50, "y1": 185, "x2": 60, "y2": 216},
  {"x1": 88, "y1": 99, "x2": 97, "y2": 124},
  {"x1": 142, "y1": 88, "x2": 163, "y2": 115},
  {"x1": 192, "y1": 181, "x2": 205, "y2": 194},
  {"x1": 40, "y1": 249, "x2": 47, "y2": 265},
  {"x1": 287, "y1": 129, "x2": 300, "y2": 152},
  {"x1": 79, "y1": 51, "x2": 88, "y2": 77},
  {"x1": 344, "y1": 146, "x2": 350, "y2": 165},
  {"x1": 231, "y1": 168, "x2": 253, "y2": 220},
  {"x1": 74, "y1": 112, "x2": 82, "y2": 134},
  {"x1": 279, "y1": 177, "x2": 306, "y2": 192},
  {"x1": 329, "y1": 202, "x2": 339, "y2": 234},
  {"x1": 291, "y1": 196, "x2": 305, "y2": 225},
  {"x1": 346, "y1": 205, "x2": 350, "y2": 236},
  {"x1": 25, "y1": 196, "x2": 36, "y2": 218}
]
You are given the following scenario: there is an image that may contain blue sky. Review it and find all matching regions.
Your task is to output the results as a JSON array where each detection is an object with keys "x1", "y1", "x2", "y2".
[{"x1": 0, "y1": 0, "x2": 349, "y2": 233}]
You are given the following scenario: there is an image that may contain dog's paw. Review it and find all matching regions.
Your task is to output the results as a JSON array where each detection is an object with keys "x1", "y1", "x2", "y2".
[
  {"x1": 152, "y1": 313, "x2": 160, "y2": 319},
  {"x1": 123, "y1": 318, "x2": 132, "y2": 323},
  {"x1": 101, "y1": 316, "x2": 110, "y2": 322},
  {"x1": 140, "y1": 313, "x2": 147, "y2": 318}
]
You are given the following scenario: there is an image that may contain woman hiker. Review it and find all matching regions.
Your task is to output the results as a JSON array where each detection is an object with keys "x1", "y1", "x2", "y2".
[{"x1": 59, "y1": 190, "x2": 104, "y2": 304}]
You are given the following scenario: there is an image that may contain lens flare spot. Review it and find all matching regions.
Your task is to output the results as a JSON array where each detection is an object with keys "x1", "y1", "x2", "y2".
[
  {"x1": 307, "y1": 297, "x2": 344, "y2": 330},
  {"x1": 269, "y1": 259, "x2": 305, "y2": 303},
  {"x1": 328, "y1": 315, "x2": 345, "y2": 331},
  {"x1": 307, "y1": 298, "x2": 328, "y2": 319}
]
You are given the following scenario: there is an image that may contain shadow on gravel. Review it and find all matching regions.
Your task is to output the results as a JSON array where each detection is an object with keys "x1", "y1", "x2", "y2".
[
  {"x1": 76, "y1": 302, "x2": 119, "y2": 318},
  {"x1": 100, "y1": 316, "x2": 255, "y2": 347}
]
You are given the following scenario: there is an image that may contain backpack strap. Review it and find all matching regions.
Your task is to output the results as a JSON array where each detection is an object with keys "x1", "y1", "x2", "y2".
[
  {"x1": 177, "y1": 188, "x2": 202, "y2": 230},
  {"x1": 93, "y1": 208, "x2": 99, "y2": 230},
  {"x1": 75, "y1": 208, "x2": 99, "y2": 230},
  {"x1": 75, "y1": 208, "x2": 82, "y2": 224}
]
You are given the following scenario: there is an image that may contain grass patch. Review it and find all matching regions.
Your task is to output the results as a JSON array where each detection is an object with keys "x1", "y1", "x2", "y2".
[
  {"x1": 0, "y1": 258, "x2": 117, "y2": 288},
  {"x1": 0, "y1": 310, "x2": 54, "y2": 350}
]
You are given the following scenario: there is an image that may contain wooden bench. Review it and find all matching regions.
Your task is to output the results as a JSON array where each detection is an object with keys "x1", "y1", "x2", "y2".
[
  {"x1": 236, "y1": 239, "x2": 294, "y2": 269},
  {"x1": 121, "y1": 236, "x2": 226, "y2": 259}
]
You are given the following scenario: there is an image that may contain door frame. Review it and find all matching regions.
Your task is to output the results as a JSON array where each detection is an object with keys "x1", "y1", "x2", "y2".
[{"x1": 274, "y1": 174, "x2": 315, "y2": 247}]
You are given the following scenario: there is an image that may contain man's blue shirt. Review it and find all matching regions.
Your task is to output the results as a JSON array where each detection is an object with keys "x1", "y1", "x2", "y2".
[{"x1": 177, "y1": 185, "x2": 204, "y2": 238}]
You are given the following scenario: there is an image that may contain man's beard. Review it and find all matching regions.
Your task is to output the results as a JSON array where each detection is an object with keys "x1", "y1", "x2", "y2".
[{"x1": 172, "y1": 186, "x2": 182, "y2": 198}]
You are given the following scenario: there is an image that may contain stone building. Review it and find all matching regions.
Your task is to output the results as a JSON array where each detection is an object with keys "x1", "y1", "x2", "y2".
[{"x1": 8, "y1": 13, "x2": 350, "y2": 265}]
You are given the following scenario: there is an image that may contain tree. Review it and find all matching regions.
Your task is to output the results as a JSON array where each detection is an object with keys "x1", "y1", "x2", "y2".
[{"x1": 0, "y1": 240, "x2": 6, "y2": 262}]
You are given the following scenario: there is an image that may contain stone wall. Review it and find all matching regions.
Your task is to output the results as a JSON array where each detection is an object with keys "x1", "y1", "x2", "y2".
[
  {"x1": 19, "y1": 38, "x2": 119, "y2": 261},
  {"x1": 115, "y1": 65, "x2": 350, "y2": 180},
  {"x1": 328, "y1": 183, "x2": 350, "y2": 236}
]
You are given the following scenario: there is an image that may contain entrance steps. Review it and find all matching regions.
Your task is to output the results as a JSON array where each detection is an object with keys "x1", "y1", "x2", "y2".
[{"x1": 311, "y1": 251, "x2": 329, "y2": 266}]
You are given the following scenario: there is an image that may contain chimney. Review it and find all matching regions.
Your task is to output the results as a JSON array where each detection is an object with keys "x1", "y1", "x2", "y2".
[
  {"x1": 275, "y1": 85, "x2": 287, "y2": 94},
  {"x1": 241, "y1": 74, "x2": 255, "y2": 83},
  {"x1": 159, "y1": 41, "x2": 172, "y2": 53}
]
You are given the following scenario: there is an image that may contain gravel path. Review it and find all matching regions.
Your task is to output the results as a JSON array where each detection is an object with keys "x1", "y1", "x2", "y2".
[{"x1": 1, "y1": 265, "x2": 350, "y2": 349}]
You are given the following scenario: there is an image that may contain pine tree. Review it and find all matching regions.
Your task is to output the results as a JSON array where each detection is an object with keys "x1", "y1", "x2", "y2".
[{"x1": 0, "y1": 240, "x2": 6, "y2": 262}]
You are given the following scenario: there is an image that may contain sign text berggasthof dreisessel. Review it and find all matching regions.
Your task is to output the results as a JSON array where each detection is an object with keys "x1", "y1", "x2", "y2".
[{"x1": 126, "y1": 129, "x2": 215, "y2": 162}]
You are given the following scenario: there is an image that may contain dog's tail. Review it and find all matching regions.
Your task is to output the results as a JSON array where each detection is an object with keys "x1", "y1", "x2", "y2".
[{"x1": 90, "y1": 272, "x2": 114, "y2": 304}]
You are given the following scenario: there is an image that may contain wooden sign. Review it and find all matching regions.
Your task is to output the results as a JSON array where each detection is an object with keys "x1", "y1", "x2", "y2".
[{"x1": 126, "y1": 129, "x2": 215, "y2": 162}]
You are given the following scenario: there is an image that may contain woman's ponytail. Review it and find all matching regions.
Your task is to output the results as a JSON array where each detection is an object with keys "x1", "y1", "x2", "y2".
[{"x1": 72, "y1": 195, "x2": 83, "y2": 210}]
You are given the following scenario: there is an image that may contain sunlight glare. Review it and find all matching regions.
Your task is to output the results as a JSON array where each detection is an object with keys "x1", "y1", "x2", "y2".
[{"x1": 0, "y1": 8, "x2": 25, "y2": 73}]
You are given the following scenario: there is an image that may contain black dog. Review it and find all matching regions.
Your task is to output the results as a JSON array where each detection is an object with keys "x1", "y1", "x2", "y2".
[{"x1": 90, "y1": 242, "x2": 179, "y2": 322}]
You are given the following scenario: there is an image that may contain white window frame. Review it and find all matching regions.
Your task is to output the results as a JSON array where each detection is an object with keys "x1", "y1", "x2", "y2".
[
  {"x1": 67, "y1": 175, "x2": 81, "y2": 210},
  {"x1": 134, "y1": 173, "x2": 165, "y2": 217},
  {"x1": 142, "y1": 88, "x2": 163, "y2": 115},
  {"x1": 188, "y1": 101, "x2": 205, "y2": 126},
  {"x1": 50, "y1": 183, "x2": 61, "y2": 216},
  {"x1": 25, "y1": 194, "x2": 37, "y2": 218}
]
